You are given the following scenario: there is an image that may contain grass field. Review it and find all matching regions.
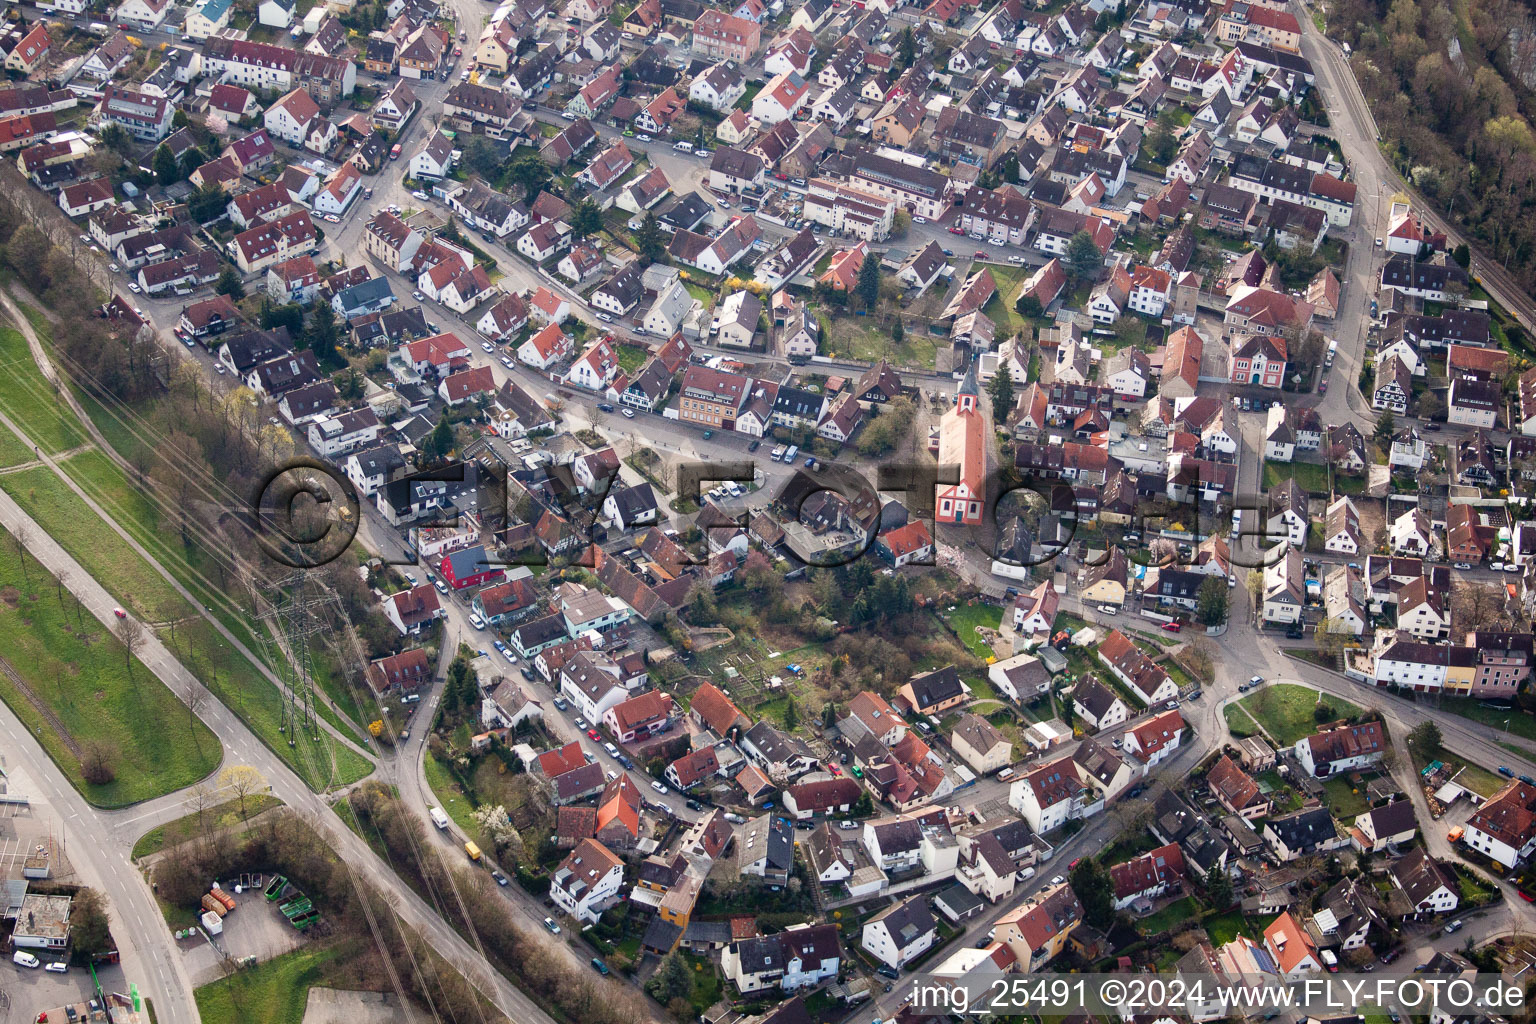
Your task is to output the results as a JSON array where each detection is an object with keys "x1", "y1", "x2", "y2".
[
  {"x1": 133, "y1": 794, "x2": 284, "y2": 859},
  {"x1": 1262, "y1": 460, "x2": 1331, "y2": 494},
  {"x1": 0, "y1": 464, "x2": 371, "y2": 791},
  {"x1": 938, "y1": 600, "x2": 1003, "y2": 659},
  {"x1": 1321, "y1": 775, "x2": 1370, "y2": 823},
  {"x1": 424, "y1": 753, "x2": 480, "y2": 835},
  {"x1": 1204, "y1": 910, "x2": 1255, "y2": 945},
  {"x1": 1441, "y1": 699, "x2": 1536, "y2": 744},
  {"x1": 1235, "y1": 683, "x2": 1362, "y2": 746},
  {"x1": 1138, "y1": 895, "x2": 1199, "y2": 934},
  {"x1": 0, "y1": 326, "x2": 87, "y2": 454},
  {"x1": 616, "y1": 344, "x2": 649, "y2": 374},
  {"x1": 979, "y1": 262, "x2": 1035, "y2": 339},
  {"x1": 0, "y1": 524, "x2": 220, "y2": 805},
  {"x1": 194, "y1": 941, "x2": 360, "y2": 1024}
]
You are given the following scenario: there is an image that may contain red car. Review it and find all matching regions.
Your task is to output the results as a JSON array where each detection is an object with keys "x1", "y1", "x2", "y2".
[
  {"x1": 974, "y1": 251, "x2": 988, "y2": 259},
  {"x1": 828, "y1": 764, "x2": 842, "y2": 776},
  {"x1": 1318, "y1": 379, "x2": 1328, "y2": 394},
  {"x1": 1162, "y1": 621, "x2": 1182, "y2": 633},
  {"x1": 949, "y1": 226, "x2": 964, "y2": 235},
  {"x1": 586, "y1": 728, "x2": 599, "y2": 740}
]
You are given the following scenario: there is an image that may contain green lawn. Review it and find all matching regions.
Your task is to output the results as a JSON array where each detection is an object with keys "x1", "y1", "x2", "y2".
[
  {"x1": 0, "y1": 524, "x2": 221, "y2": 806},
  {"x1": 1, "y1": 464, "x2": 190, "y2": 622},
  {"x1": 1235, "y1": 683, "x2": 1362, "y2": 746},
  {"x1": 0, "y1": 326, "x2": 87, "y2": 454},
  {"x1": 1223, "y1": 703, "x2": 1259, "y2": 738},
  {"x1": 683, "y1": 280, "x2": 716, "y2": 308},
  {"x1": 1441, "y1": 699, "x2": 1536, "y2": 744},
  {"x1": 194, "y1": 942, "x2": 358, "y2": 1024},
  {"x1": 1321, "y1": 775, "x2": 1370, "y2": 823},
  {"x1": 937, "y1": 601, "x2": 1003, "y2": 659},
  {"x1": 1138, "y1": 896, "x2": 1199, "y2": 934},
  {"x1": 133, "y1": 794, "x2": 284, "y2": 859},
  {"x1": 424, "y1": 753, "x2": 480, "y2": 835},
  {"x1": 1262, "y1": 460, "x2": 1331, "y2": 494},
  {"x1": 0, "y1": 464, "x2": 371, "y2": 792},
  {"x1": 616, "y1": 344, "x2": 649, "y2": 374},
  {"x1": 979, "y1": 262, "x2": 1036, "y2": 340},
  {"x1": 1203, "y1": 910, "x2": 1255, "y2": 945}
]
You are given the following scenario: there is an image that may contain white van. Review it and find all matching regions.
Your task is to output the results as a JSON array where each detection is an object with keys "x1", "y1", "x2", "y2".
[
  {"x1": 429, "y1": 807, "x2": 450, "y2": 830},
  {"x1": 674, "y1": 140, "x2": 694, "y2": 153},
  {"x1": 13, "y1": 951, "x2": 39, "y2": 968}
]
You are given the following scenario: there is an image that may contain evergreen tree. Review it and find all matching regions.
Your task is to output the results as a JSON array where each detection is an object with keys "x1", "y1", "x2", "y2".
[
  {"x1": 188, "y1": 183, "x2": 228, "y2": 223},
  {"x1": 1070, "y1": 857, "x2": 1116, "y2": 928},
  {"x1": 856, "y1": 250, "x2": 881, "y2": 309},
  {"x1": 1065, "y1": 230, "x2": 1103, "y2": 281},
  {"x1": 635, "y1": 211, "x2": 666, "y2": 262},
  {"x1": 783, "y1": 696, "x2": 798, "y2": 730},
  {"x1": 304, "y1": 302, "x2": 339, "y2": 359},
  {"x1": 153, "y1": 144, "x2": 181, "y2": 186},
  {"x1": 897, "y1": 27, "x2": 916, "y2": 69},
  {"x1": 1374, "y1": 410, "x2": 1396, "y2": 446},
  {"x1": 426, "y1": 415, "x2": 454, "y2": 463},
  {"x1": 892, "y1": 318, "x2": 905, "y2": 346},
  {"x1": 215, "y1": 266, "x2": 244, "y2": 299},
  {"x1": 645, "y1": 951, "x2": 693, "y2": 1003},
  {"x1": 1196, "y1": 575, "x2": 1228, "y2": 626},
  {"x1": 1206, "y1": 868, "x2": 1234, "y2": 908},
  {"x1": 986, "y1": 363, "x2": 1014, "y2": 423},
  {"x1": 570, "y1": 198, "x2": 603, "y2": 241},
  {"x1": 508, "y1": 155, "x2": 553, "y2": 201}
]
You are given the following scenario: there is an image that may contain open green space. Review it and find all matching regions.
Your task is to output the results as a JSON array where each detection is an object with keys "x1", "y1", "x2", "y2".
[
  {"x1": 0, "y1": 524, "x2": 221, "y2": 806},
  {"x1": 0, "y1": 464, "x2": 371, "y2": 791},
  {"x1": 1321, "y1": 775, "x2": 1370, "y2": 823},
  {"x1": 1234, "y1": 683, "x2": 1362, "y2": 746},
  {"x1": 0, "y1": 325, "x2": 87, "y2": 454},
  {"x1": 424, "y1": 753, "x2": 480, "y2": 835},
  {"x1": 1203, "y1": 910, "x2": 1256, "y2": 945},
  {"x1": 1441, "y1": 699, "x2": 1536, "y2": 744},
  {"x1": 615, "y1": 344, "x2": 649, "y2": 374},
  {"x1": 194, "y1": 941, "x2": 361, "y2": 1024},
  {"x1": 938, "y1": 600, "x2": 1003, "y2": 659},
  {"x1": 133, "y1": 794, "x2": 284, "y2": 859},
  {"x1": 1138, "y1": 896, "x2": 1200, "y2": 934},
  {"x1": 1262, "y1": 460, "x2": 1331, "y2": 494},
  {"x1": 979, "y1": 262, "x2": 1036, "y2": 339}
]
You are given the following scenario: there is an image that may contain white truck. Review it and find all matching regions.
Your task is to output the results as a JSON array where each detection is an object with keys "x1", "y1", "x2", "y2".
[
  {"x1": 429, "y1": 807, "x2": 450, "y2": 830},
  {"x1": 1325, "y1": 339, "x2": 1337, "y2": 368}
]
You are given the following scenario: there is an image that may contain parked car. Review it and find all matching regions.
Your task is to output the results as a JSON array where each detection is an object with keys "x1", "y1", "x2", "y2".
[
  {"x1": 591, "y1": 958, "x2": 610, "y2": 975},
  {"x1": 651, "y1": 781, "x2": 668, "y2": 794},
  {"x1": 12, "y1": 952, "x2": 38, "y2": 969},
  {"x1": 543, "y1": 917, "x2": 561, "y2": 934},
  {"x1": 1500, "y1": 766, "x2": 1515, "y2": 777},
  {"x1": 622, "y1": 408, "x2": 635, "y2": 418},
  {"x1": 43, "y1": 961, "x2": 66, "y2": 973}
]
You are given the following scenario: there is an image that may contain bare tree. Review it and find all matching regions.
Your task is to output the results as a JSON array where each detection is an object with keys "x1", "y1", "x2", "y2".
[
  {"x1": 9, "y1": 525, "x2": 29, "y2": 589},
  {"x1": 218, "y1": 765, "x2": 268, "y2": 821},
  {"x1": 113, "y1": 615, "x2": 146, "y2": 678},
  {"x1": 187, "y1": 782, "x2": 215, "y2": 843},
  {"x1": 184, "y1": 678, "x2": 206, "y2": 746}
]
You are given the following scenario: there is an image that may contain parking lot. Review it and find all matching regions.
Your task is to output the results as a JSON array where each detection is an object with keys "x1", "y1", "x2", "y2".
[{"x1": 5, "y1": 953, "x2": 133, "y2": 1018}]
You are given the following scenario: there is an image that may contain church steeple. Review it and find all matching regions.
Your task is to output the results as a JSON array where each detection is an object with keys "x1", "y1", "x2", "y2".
[{"x1": 956, "y1": 360, "x2": 979, "y2": 413}]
